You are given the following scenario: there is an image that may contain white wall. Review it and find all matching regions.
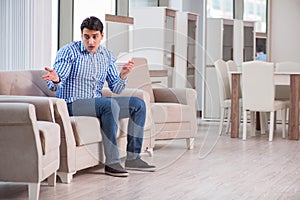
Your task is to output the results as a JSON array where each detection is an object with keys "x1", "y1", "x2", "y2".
[{"x1": 268, "y1": 0, "x2": 300, "y2": 62}]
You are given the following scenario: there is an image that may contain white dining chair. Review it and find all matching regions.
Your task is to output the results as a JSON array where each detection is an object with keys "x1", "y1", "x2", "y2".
[
  {"x1": 242, "y1": 61, "x2": 289, "y2": 141},
  {"x1": 214, "y1": 59, "x2": 243, "y2": 135},
  {"x1": 214, "y1": 59, "x2": 231, "y2": 135},
  {"x1": 226, "y1": 60, "x2": 267, "y2": 135},
  {"x1": 226, "y1": 60, "x2": 239, "y2": 93}
]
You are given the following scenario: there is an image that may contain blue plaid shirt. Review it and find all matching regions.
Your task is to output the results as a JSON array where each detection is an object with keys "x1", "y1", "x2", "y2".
[{"x1": 47, "y1": 41, "x2": 127, "y2": 103}]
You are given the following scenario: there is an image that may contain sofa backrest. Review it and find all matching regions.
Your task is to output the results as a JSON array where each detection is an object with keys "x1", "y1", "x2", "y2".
[
  {"x1": 127, "y1": 58, "x2": 155, "y2": 103},
  {"x1": 0, "y1": 70, "x2": 56, "y2": 97}
]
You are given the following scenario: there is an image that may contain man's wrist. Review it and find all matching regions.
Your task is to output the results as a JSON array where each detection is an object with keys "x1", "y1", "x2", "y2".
[{"x1": 52, "y1": 77, "x2": 61, "y2": 83}]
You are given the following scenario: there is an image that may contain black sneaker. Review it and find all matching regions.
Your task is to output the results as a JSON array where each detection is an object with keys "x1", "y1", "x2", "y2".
[
  {"x1": 125, "y1": 158, "x2": 156, "y2": 172},
  {"x1": 105, "y1": 163, "x2": 129, "y2": 177}
]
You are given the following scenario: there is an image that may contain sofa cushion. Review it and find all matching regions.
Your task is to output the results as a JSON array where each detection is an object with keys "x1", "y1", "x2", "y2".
[
  {"x1": 70, "y1": 116, "x2": 102, "y2": 146},
  {"x1": 151, "y1": 103, "x2": 192, "y2": 123}
]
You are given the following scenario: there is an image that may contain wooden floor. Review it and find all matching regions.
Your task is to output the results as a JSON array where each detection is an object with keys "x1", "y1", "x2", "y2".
[{"x1": 1, "y1": 120, "x2": 300, "y2": 200}]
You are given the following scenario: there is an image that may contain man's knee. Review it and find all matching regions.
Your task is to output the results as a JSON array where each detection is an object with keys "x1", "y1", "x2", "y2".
[
  {"x1": 95, "y1": 97, "x2": 120, "y2": 115},
  {"x1": 130, "y1": 97, "x2": 146, "y2": 112}
]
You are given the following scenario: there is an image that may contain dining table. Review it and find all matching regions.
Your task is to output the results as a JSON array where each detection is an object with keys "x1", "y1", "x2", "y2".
[{"x1": 230, "y1": 71, "x2": 300, "y2": 140}]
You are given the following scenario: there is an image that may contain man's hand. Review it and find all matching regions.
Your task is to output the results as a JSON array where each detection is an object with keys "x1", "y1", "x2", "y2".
[
  {"x1": 42, "y1": 67, "x2": 60, "y2": 83},
  {"x1": 120, "y1": 60, "x2": 134, "y2": 80}
]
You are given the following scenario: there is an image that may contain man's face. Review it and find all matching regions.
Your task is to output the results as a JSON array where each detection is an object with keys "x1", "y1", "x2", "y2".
[{"x1": 81, "y1": 28, "x2": 103, "y2": 53}]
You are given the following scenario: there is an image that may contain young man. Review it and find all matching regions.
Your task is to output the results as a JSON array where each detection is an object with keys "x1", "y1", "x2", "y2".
[{"x1": 42, "y1": 16, "x2": 155, "y2": 177}]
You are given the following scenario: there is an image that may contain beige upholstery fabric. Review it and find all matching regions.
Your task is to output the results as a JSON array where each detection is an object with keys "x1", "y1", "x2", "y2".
[
  {"x1": 127, "y1": 57, "x2": 197, "y2": 150},
  {"x1": 70, "y1": 116, "x2": 102, "y2": 146},
  {"x1": 0, "y1": 69, "x2": 152, "y2": 183},
  {"x1": 0, "y1": 102, "x2": 60, "y2": 200}
]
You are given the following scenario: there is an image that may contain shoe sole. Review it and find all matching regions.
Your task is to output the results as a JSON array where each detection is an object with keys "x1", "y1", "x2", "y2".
[
  {"x1": 105, "y1": 171, "x2": 129, "y2": 177},
  {"x1": 125, "y1": 167, "x2": 156, "y2": 172}
]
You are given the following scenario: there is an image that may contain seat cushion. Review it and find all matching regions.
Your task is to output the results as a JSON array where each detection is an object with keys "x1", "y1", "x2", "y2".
[
  {"x1": 38, "y1": 121, "x2": 61, "y2": 155},
  {"x1": 151, "y1": 103, "x2": 193, "y2": 123},
  {"x1": 70, "y1": 116, "x2": 102, "y2": 146}
]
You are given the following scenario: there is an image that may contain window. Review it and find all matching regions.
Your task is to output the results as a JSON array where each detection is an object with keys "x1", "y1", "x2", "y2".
[
  {"x1": 244, "y1": 0, "x2": 267, "y2": 33},
  {"x1": 73, "y1": 0, "x2": 115, "y2": 41},
  {"x1": 207, "y1": 0, "x2": 233, "y2": 19}
]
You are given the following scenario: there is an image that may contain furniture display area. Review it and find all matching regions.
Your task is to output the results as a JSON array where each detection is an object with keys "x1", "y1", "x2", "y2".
[
  {"x1": 203, "y1": 18, "x2": 255, "y2": 120},
  {"x1": 0, "y1": 70, "x2": 153, "y2": 184},
  {"x1": 230, "y1": 67, "x2": 300, "y2": 141},
  {"x1": 0, "y1": 101, "x2": 60, "y2": 200},
  {"x1": 127, "y1": 57, "x2": 197, "y2": 150}
]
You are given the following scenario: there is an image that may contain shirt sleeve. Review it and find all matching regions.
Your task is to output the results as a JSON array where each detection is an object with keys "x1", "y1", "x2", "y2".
[
  {"x1": 46, "y1": 46, "x2": 74, "y2": 91},
  {"x1": 106, "y1": 52, "x2": 128, "y2": 94}
]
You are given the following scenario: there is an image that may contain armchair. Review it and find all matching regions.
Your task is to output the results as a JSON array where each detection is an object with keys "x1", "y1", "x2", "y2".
[
  {"x1": 127, "y1": 57, "x2": 197, "y2": 150},
  {"x1": 0, "y1": 102, "x2": 60, "y2": 200}
]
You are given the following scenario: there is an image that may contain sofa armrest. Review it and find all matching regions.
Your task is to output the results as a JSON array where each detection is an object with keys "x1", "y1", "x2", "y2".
[
  {"x1": 102, "y1": 88, "x2": 150, "y2": 101},
  {"x1": 152, "y1": 88, "x2": 197, "y2": 107},
  {"x1": 48, "y1": 97, "x2": 76, "y2": 173},
  {"x1": 0, "y1": 95, "x2": 55, "y2": 122}
]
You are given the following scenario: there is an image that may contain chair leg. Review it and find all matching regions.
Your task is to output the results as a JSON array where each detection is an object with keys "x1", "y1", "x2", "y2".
[
  {"x1": 225, "y1": 107, "x2": 231, "y2": 134},
  {"x1": 250, "y1": 111, "x2": 256, "y2": 136},
  {"x1": 269, "y1": 111, "x2": 275, "y2": 142},
  {"x1": 28, "y1": 182, "x2": 40, "y2": 200},
  {"x1": 281, "y1": 108, "x2": 287, "y2": 139},
  {"x1": 218, "y1": 108, "x2": 225, "y2": 135},
  {"x1": 186, "y1": 138, "x2": 194, "y2": 150},
  {"x1": 47, "y1": 171, "x2": 57, "y2": 186},
  {"x1": 146, "y1": 148, "x2": 154, "y2": 157},
  {"x1": 57, "y1": 172, "x2": 75, "y2": 184},
  {"x1": 260, "y1": 112, "x2": 267, "y2": 134},
  {"x1": 243, "y1": 110, "x2": 248, "y2": 140}
]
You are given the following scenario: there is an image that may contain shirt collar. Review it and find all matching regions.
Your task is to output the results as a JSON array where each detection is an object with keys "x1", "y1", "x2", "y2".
[{"x1": 80, "y1": 41, "x2": 103, "y2": 54}]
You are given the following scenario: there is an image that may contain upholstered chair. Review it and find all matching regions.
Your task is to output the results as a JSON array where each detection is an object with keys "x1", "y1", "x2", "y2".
[
  {"x1": 126, "y1": 57, "x2": 197, "y2": 151},
  {"x1": 0, "y1": 102, "x2": 60, "y2": 200}
]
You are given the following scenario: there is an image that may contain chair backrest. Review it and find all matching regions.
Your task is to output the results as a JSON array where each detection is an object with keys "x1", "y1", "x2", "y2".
[
  {"x1": 226, "y1": 60, "x2": 238, "y2": 72},
  {"x1": 127, "y1": 57, "x2": 155, "y2": 103},
  {"x1": 214, "y1": 59, "x2": 231, "y2": 105},
  {"x1": 242, "y1": 61, "x2": 275, "y2": 111},
  {"x1": 275, "y1": 61, "x2": 300, "y2": 72},
  {"x1": 226, "y1": 60, "x2": 240, "y2": 94}
]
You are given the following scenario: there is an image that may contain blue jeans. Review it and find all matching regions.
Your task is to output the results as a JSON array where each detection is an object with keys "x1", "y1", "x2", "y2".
[{"x1": 67, "y1": 96, "x2": 146, "y2": 165}]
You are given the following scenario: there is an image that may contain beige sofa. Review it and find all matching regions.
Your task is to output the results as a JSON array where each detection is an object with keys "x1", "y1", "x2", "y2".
[
  {"x1": 0, "y1": 70, "x2": 153, "y2": 183},
  {"x1": 0, "y1": 102, "x2": 60, "y2": 200}
]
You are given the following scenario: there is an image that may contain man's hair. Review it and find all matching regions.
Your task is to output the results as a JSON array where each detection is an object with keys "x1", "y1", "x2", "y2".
[
  {"x1": 256, "y1": 45, "x2": 264, "y2": 53},
  {"x1": 80, "y1": 16, "x2": 104, "y2": 33}
]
